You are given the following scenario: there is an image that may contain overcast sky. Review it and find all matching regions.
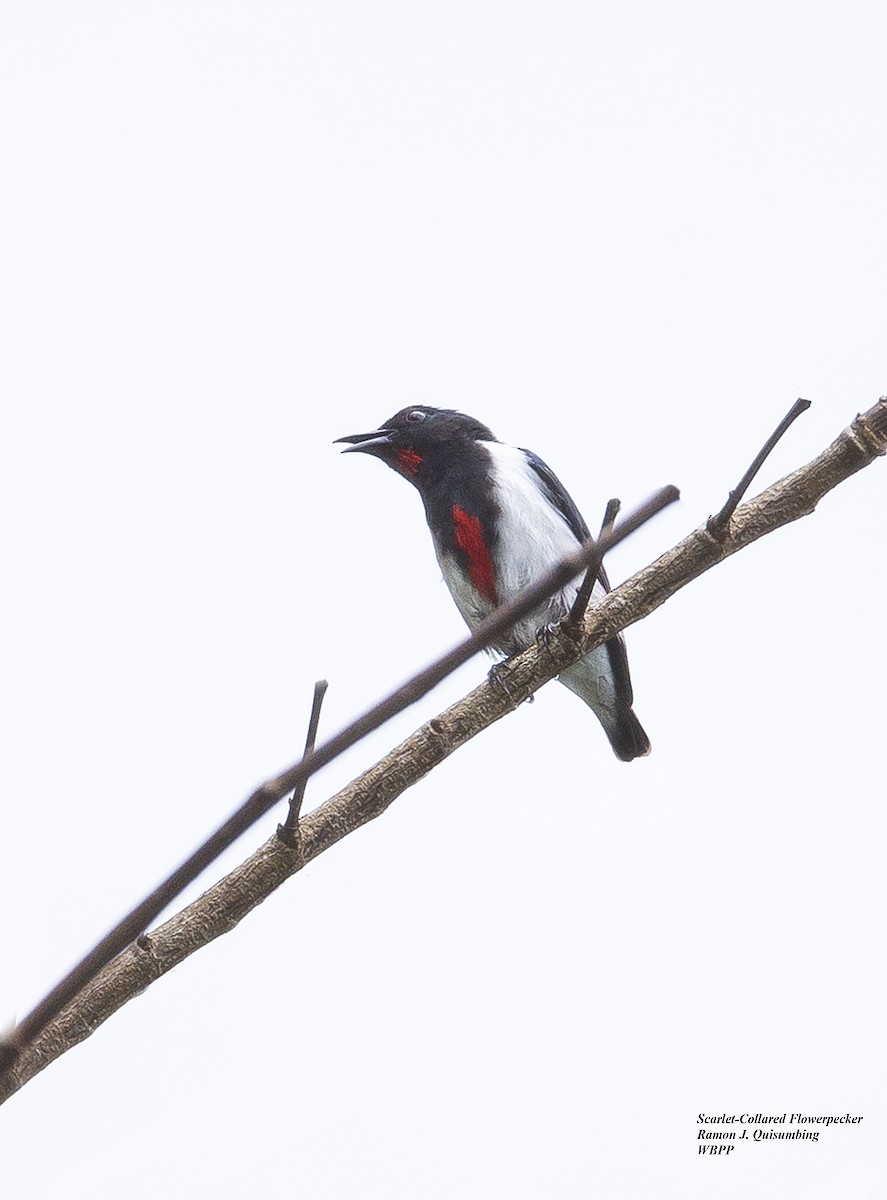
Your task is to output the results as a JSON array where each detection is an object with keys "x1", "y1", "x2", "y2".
[{"x1": 1, "y1": 2, "x2": 885, "y2": 1197}]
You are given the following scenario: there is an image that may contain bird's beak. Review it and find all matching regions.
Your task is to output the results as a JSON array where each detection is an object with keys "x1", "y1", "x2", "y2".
[{"x1": 334, "y1": 428, "x2": 394, "y2": 455}]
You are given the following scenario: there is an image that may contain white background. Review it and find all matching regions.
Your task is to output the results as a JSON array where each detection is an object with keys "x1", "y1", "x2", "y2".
[{"x1": 1, "y1": 2, "x2": 884, "y2": 1196}]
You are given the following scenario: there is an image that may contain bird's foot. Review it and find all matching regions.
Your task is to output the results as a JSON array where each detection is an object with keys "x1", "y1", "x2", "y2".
[
  {"x1": 487, "y1": 661, "x2": 514, "y2": 699},
  {"x1": 536, "y1": 618, "x2": 582, "y2": 656},
  {"x1": 487, "y1": 661, "x2": 534, "y2": 706},
  {"x1": 535, "y1": 621, "x2": 560, "y2": 650}
]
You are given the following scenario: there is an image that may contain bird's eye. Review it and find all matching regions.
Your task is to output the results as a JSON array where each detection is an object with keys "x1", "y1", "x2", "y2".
[{"x1": 406, "y1": 409, "x2": 427, "y2": 424}]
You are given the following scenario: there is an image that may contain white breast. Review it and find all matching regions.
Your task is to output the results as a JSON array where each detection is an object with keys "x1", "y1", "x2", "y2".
[{"x1": 482, "y1": 441, "x2": 606, "y2": 651}]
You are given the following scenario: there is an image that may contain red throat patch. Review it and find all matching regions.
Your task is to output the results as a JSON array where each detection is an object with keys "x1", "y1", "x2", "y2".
[
  {"x1": 452, "y1": 505, "x2": 498, "y2": 604},
  {"x1": 396, "y1": 449, "x2": 423, "y2": 476}
]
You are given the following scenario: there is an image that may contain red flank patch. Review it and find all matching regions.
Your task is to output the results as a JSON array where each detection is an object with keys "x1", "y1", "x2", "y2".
[{"x1": 452, "y1": 505, "x2": 498, "y2": 603}]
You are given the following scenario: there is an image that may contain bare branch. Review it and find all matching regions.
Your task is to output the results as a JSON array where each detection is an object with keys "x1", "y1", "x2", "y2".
[
  {"x1": 708, "y1": 397, "x2": 812, "y2": 538},
  {"x1": 599, "y1": 497, "x2": 622, "y2": 541},
  {"x1": 277, "y1": 679, "x2": 329, "y2": 849},
  {"x1": 1, "y1": 396, "x2": 884, "y2": 1105},
  {"x1": 568, "y1": 497, "x2": 621, "y2": 625},
  {"x1": 0, "y1": 487, "x2": 678, "y2": 1079}
]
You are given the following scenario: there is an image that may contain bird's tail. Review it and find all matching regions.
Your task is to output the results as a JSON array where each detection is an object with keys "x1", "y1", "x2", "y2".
[
  {"x1": 603, "y1": 704, "x2": 651, "y2": 762},
  {"x1": 559, "y1": 653, "x2": 651, "y2": 762}
]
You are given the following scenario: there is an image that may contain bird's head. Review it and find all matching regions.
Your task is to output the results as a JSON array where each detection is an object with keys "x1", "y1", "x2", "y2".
[{"x1": 335, "y1": 406, "x2": 496, "y2": 481}]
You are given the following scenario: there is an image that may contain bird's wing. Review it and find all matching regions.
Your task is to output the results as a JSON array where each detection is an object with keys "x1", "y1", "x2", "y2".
[
  {"x1": 522, "y1": 449, "x2": 633, "y2": 707},
  {"x1": 521, "y1": 449, "x2": 613, "y2": 590}
]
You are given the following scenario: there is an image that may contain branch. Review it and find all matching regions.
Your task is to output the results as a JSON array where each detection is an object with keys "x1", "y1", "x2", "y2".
[
  {"x1": 277, "y1": 679, "x2": 329, "y2": 848},
  {"x1": 0, "y1": 488, "x2": 678, "y2": 1080},
  {"x1": 1, "y1": 396, "x2": 884, "y2": 1105},
  {"x1": 708, "y1": 397, "x2": 812, "y2": 537},
  {"x1": 568, "y1": 497, "x2": 621, "y2": 625}
]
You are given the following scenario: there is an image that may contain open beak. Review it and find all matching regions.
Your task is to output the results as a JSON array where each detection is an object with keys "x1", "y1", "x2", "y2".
[{"x1": 334, "y1": 428, "x2": 393, "y2": 454}]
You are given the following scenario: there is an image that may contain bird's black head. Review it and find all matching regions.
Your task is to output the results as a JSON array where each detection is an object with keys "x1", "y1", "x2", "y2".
[{"x1": 335, "y1": 406, "x2": 497, "y2": 482}]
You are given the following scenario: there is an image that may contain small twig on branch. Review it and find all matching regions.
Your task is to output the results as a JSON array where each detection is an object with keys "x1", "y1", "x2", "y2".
[
  {"x1": 708, "y1": 398, "x2": 812, "y2": 539},
  {"x1": 599, "y1": 497, "x2": 622, "y2": 542},
  {"x1": 0, "y1": 485, "x2": 679, "y2": 1076},
  {"x1": 277, "y1": 680, "x2": 329, "y2": 849},
  {"x1": 568, "y1": 497, "x2": 622, "y2": 626}
]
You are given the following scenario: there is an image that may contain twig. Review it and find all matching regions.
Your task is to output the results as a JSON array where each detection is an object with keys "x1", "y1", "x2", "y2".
[
  {"x1": 0, "y1": 485, "x2": 679, "y2": 1075},
  {"x1": 708, "y1": 398, "x2": 812, "y2": 539},
  {"x1": 277, "y1": 680, "x2": 329, "y2": 848},
  {"x1": 599, "y1": 497, "x2": 621, "y2": 542},
  {"x1": 567, "y1": 497, "x2": 621, "y2": 626}
]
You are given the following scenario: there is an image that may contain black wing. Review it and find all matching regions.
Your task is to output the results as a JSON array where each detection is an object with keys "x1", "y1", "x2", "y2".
[
  {"x1": 522, "y1": 449, "x2": 616, "y2": 590},
  {"x1": 522, "y1": 449, "x2": 633, "y2": 708},
  {"x1": 522, "y1": 449, "x2": 590, "y2": 541}
]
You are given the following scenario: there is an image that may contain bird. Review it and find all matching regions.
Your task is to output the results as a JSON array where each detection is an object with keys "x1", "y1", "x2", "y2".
[{"x1": 335, "y1": 406, "x2": 650, "y2": 761}]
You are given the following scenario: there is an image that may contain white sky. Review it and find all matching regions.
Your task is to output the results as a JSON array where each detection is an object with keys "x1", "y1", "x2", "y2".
[{"x1": 1, "y1": 2, "x2": 884, "y2": 1196}]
